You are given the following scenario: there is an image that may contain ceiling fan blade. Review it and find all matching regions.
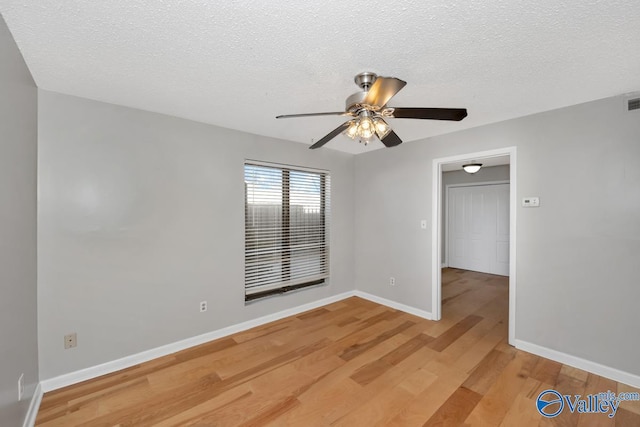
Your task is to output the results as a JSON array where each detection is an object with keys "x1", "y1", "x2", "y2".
[
  {"x1": 389, "y1": 108, "x2": 468, "y2": 121},
  {"x1": 276, "y1": 112, "x2": 350, "y2": 119},
  {"x1": 380, "y1": 129, "x2": 403, "y2": 147},
  {"x1": 309, "y1": 122, "x2": 351, "y2": 149},
  {"x1": 362, "y1": 77, "x2": 407, "y2": 108}
]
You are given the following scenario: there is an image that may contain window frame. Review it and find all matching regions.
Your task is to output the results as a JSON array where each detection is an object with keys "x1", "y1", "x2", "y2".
[{"x1": 244, "y1": 160, "x2": 330, "y2": 302}]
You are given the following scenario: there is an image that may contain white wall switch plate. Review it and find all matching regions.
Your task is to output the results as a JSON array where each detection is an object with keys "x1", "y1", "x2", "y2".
[{"x1": 522, "y1": 197, "x2": 540, "y2": 207}]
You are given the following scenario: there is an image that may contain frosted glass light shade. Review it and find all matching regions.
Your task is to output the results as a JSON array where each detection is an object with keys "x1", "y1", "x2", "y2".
[{"x1": 462, "y1": 163, "x2": 482, "y2": 174}]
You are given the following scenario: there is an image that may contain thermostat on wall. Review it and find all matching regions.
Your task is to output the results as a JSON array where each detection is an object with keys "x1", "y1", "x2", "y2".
[{"x1": 522, "y1": 197, "x2": 540, "y2": 207}]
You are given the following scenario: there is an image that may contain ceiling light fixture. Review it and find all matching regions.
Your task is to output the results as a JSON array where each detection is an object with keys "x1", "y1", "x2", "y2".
[
  {"x1": 343, "y1": 111, "x2": 391, "y2": 145},
  {"x1": 462, "y1": 163, "x2": 482, "y2": 174}
]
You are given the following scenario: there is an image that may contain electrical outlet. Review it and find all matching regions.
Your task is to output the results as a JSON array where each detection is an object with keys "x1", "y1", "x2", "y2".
[
  {"x1": 64, "y1": 333, "x2": 77, "y2": 349},
  {"x1": 18, "y1": 374, "x2": 24, "y2": 401},
  {"x1": 200, "y1": 301, "x2": 207, "y2": 312},
  {"x1": 390, "y1": 277, "x2": 396, "y2": 286}
]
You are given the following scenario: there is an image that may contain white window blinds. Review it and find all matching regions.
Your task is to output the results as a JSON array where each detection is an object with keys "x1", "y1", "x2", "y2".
[{"x1": 244, "y1": 162, "x2": 330, "y2": 301}]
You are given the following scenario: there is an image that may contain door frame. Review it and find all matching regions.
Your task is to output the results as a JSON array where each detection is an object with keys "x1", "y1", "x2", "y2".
[{"x1": 431, "y1": 146, "x2": 517, "y2": 345}]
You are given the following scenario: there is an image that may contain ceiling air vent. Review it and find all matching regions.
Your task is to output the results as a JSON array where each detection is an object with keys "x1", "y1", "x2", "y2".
[{"x1": 628, "y1": 97, "x2": 640, "y2": 111}]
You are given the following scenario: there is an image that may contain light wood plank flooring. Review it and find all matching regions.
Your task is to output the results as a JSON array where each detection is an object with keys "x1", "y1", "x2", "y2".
[{"x1": 36, "y1": 269, "x2": 640, "y2": 426}]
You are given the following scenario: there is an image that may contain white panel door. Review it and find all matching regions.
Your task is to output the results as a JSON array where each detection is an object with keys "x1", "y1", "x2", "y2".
[{"x1": 448, "y1": 184, "x2": 509, "y2": 276}]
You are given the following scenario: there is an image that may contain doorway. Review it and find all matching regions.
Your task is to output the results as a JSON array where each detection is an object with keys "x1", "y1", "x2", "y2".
[{"x1": 431, "y1": 147, "x2": 517, "y2": 345}]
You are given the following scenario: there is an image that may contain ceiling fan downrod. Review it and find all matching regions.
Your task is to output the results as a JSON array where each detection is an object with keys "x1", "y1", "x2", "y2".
[{"x1": 346, "y1": 72, "x2": 378, "y2": 112}]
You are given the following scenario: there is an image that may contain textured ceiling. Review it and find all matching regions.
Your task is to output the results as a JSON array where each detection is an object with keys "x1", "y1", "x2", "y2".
[{"x1": 1, "y1": 1, "x2": 639, "y2": 154}]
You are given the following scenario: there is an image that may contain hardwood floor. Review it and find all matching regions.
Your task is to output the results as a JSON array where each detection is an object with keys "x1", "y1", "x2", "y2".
[{"x1": 36, "y1": 269, "x2": 640, "y2": 426}]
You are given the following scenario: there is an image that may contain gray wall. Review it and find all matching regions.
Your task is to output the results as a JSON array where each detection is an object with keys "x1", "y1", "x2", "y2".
[
  {"x1": 355, "y1": 95, "x2": 640, "y2": 375},
  {"x1": 19, "y1": 57, "x2": 640, "y2": 391},
  {"x1": 37, "y1": 90, "x2": 355, "y2": 380},
  {"x1": 441, "y1": 165, "x2": 510, "y2": 264},
  {"x1": 0, "y1": 14, "x2": 39, "y2": 426}
]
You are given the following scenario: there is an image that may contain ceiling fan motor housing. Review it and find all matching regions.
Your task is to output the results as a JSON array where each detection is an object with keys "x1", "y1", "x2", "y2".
[
  {"x1": 345, "y1": 91, "x2": 368, "y2": 112},
  {"x1": 346, "y1": 72, "x2": 378, "y2": 112}
]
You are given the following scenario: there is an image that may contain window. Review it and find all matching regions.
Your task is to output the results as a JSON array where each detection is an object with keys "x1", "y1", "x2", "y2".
[{"x1": 244, "y1": 162, "x2": 330, "y2": 301}]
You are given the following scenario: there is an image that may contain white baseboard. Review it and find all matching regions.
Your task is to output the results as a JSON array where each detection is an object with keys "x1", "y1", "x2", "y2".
[
  {"x1": 22, "y1": 382, "x2": 42, "y2": 427},
  {"x1": 515, "y1": 339, "x2": 640, "y2": 389},
  {"x1": 47, "y1": 290, "x2": 640, "y2": 396},
  {"x1": 40, "y1": 290, "x2": 434, "y2": 393},
  {"x1": 354, "y1": 291, "x2": 433, "y2": 320},
  {"x1": 41, "y1": 291, "x2": 355, "y2": 392}
]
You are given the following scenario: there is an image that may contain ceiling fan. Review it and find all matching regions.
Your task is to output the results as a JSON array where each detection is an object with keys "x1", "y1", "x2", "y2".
[{"x1": 276, "y1": 72, "x2": 468, "y2": 149}]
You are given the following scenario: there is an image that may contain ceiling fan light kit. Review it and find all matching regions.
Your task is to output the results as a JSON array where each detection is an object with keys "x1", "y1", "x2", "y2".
[
  {"x1": 462, "y1": 163, "x2": 483, "y2": 174},
  {"x1": 276, "y1": 72, "x2": 468, "y2": 150},
  {"x1": 343, "y1": 111, "x2": 391, "y2": 145}
]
